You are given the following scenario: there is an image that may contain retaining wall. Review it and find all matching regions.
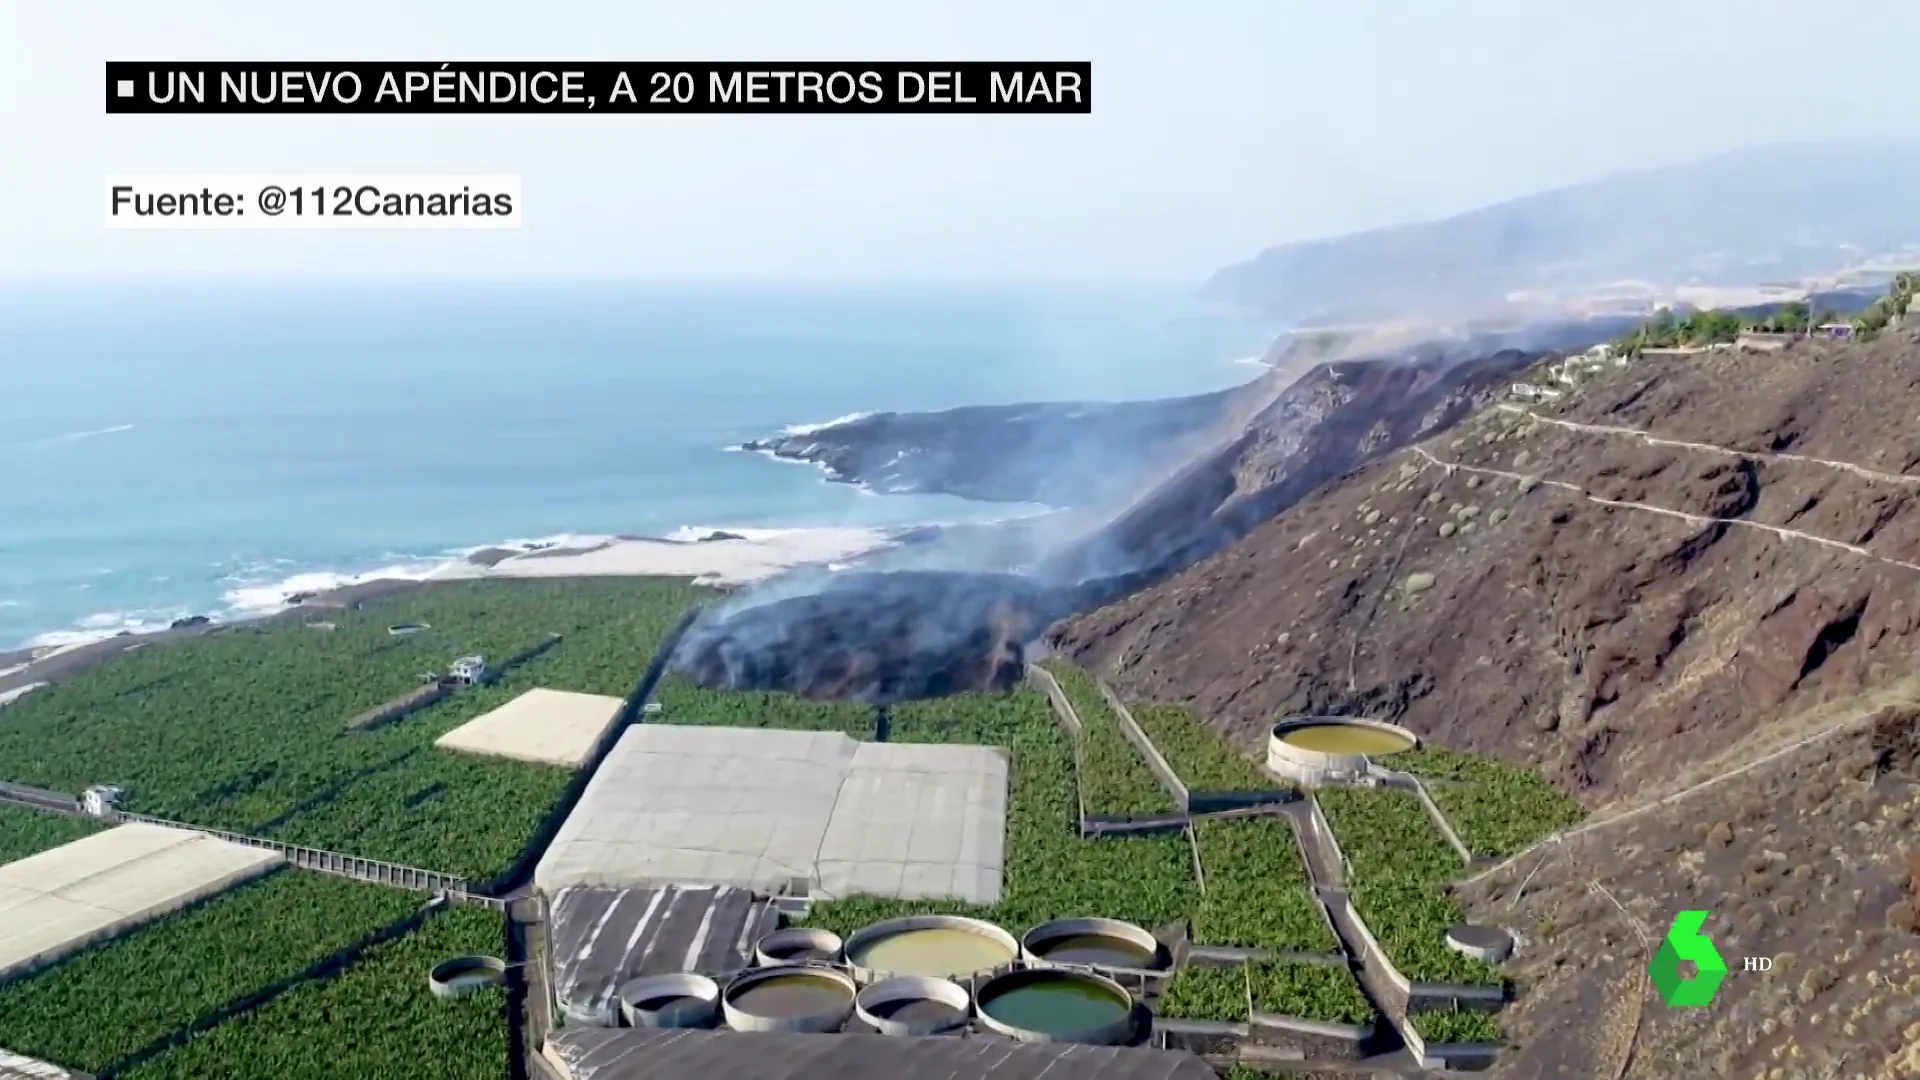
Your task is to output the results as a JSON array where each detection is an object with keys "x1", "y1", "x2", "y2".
[
  {"x1": 346, "y1": 682, "x2": 451, "y2": 732},
  {"x1": 1400, "y1": 1023, "x2": 1502, "y2": 1071},
  {"x1": 1246, "y1": 1011, "x2": 1376, "y2": 1060},
  {"x1": 1151, "y1": 1018, "x2": 1244, "y2": 1057},
  {"x1": 1378, "y1": 768, "x2": 1474, "y2": 865},
  {"x1": 1092, "y1": 679, "x2": 1193, "y2": 810},
  {"x1": 1306, "y1": 792, "x2": 1504, "y2": 1015}
]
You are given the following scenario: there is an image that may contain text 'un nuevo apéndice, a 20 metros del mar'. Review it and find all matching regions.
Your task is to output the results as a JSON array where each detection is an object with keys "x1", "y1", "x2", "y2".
[{"x1": 104, "y1": 62, "x2": 1092, "y2": 114}]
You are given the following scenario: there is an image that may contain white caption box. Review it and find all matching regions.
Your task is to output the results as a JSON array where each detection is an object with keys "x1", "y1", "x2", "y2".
[{"x1": 104, "y1": 174, "x2": 522, "y2": 230}]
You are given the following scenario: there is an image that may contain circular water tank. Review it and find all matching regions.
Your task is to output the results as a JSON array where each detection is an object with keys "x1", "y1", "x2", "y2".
[
  {"x1": 1446, "y1": 924, "x2": 1515, "y2": 964},
  {"x1": 1268, "y1": 716, "x2": 1420, "y2": 785},
  {"x1": 843, "y1": 915, "x2": 1019, "y2": 983},
  {"x1": 854, "y1": 975, "x2": 972, "y2": 1036},
  {"x1": 722, "y1": 964, "x2": 857, "y2": 1034},
  {"x1": 754, "y1": 927, "x2": 844, "y2": 967},
  {"x1": 1020, "y1": 917, "x2": 1166, "y2": 972},
  {"x1": 427, "y1": 955, "x2": 506, "y2": 1000},
  {"x1": 619, "y1": 972, "x2": 722, "y2": 1029},
  {"x1": 973, "y1": 967, "x2": 1134, "y2": 1045}
]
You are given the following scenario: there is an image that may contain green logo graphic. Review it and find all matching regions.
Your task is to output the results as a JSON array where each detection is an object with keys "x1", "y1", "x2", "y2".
[{"x1": 1649, "y1": 909, "x2": 1727, "y2": 1007}]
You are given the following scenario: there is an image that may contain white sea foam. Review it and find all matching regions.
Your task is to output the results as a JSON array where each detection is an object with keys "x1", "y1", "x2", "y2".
[
  {"x1": 445, "y1": 533, "x2": 616, "y2": 558},
  {"x1": 1234, "y1": 353, "x2": 1272, "y2": 366},
  {"x1": 27, "y1": 610, "x2": 189, "y2": 649},
  {"x1": 778, "y1": 411, "x2": 873, "y2": 437},
  {"x1": 219, "y1": 562, "x2": 452, "y2": 618}
]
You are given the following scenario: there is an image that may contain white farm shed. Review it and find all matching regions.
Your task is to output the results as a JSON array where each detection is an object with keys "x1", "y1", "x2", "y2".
[
  {"x1": 0, "y1": 823, "x2": 283, "y2": 981},
  {"x1": 434, "y1": 688, "x2": 626, "y2": 767}
]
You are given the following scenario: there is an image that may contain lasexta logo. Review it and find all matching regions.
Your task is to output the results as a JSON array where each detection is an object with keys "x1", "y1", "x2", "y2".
[{"x1": 1649, "y1": 909, "x2": 1727, "y2": 1006}]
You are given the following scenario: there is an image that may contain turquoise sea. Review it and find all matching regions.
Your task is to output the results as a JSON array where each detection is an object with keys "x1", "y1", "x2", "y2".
[{"x1": 0, "y1": 281, "x2": 1274, "y2": 648}]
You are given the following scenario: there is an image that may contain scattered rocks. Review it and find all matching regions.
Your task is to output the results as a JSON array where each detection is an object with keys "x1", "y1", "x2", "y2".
[
  {"x1": 1467, "y1": 476, "x2": 1482, "y2": 489},
  {"x1": 1365, "y1": 510, "x2": 1383, "y2": 526},
  {"x1": 1439, "y1": 522, "x2": 1458, "y2": 538},
  {"x1": 1458, "y1": 504, "x2": 1482, "y2": 520},
  {"x1": 1403, "y1": 572, "x2": 1437, "y2": 595},
  {"x1": 1513, "y1": 450, "x2": 1532, "y2": 468}
]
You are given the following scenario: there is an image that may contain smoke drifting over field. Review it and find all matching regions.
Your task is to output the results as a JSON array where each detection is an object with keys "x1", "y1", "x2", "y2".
[{"x1": 670, "y1": 569, "x2": 1060, "y2": 703}]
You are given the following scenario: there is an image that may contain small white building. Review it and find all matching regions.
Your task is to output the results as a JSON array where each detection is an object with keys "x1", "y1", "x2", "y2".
[
  {"x1": 81, "y1": 784, "x2": 126, "y2": 818},
  {"x1": 448, "y1": 655, "x2": 489, "y2": 686}
]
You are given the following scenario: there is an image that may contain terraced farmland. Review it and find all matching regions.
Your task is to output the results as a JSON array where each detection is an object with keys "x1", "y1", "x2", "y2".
[
  {"x1": 1128, "y1": 701, "x2": 1274, "y2": 792},
  {"x1": 1192, "y1": 817, "x2": 1336, "y2": 954},
  {"x1": 0, "y1": 870, "x2": 423, "y2": 1075},
  {"x1": 0, "y1": 578, "x2": 702, "y2": 880},
  {"x1": 120, "y1": 905, "x2": 508, "y2": 1080},
  {"x1": 1037, "y1": 660, "x2": 1177, "y2": 817},
  {"x1": 1316, "y1": 787, "x2": 1500, "y2": 985},
  {"x1": 1396, "y1": 746, "x2": 1585, "y2": 858}
]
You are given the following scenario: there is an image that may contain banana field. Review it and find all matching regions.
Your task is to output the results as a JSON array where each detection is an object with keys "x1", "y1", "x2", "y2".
[
  {"x1": 1191, "y1": 817, "x2": 1337, "y2": 954},
  {"x1": 1316, "y1": 787, "x2": 1502, "y2": 986},
  {"x1": 0, "y1": 870, "x2": 423, "y2": 1075},
  {"x1": 1036, "y1": 659, "x2": 1178, "y2": 818},
  {"x1": 649, "y1": 673, "x2": 874, "y2": 736},
  {"x1": 1395, "y1": 746, "x2": 1585, "y2": 857},
  {"x1": 120, "y1": 905, "x2": 508, "y2": 1080},
  {"x1": 0, "y1": 578, "x2": 702, "y2": 880},
  {"x1": 1128, "y1": 701, "x2": 1274, "y2": 793},
  {"x1": 0, "y1": 804, "x2": 102, "y2": 865}
]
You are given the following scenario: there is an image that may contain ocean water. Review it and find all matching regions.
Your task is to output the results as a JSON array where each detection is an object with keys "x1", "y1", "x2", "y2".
[{"x1": 0, "y1": 281, "x2": 1273, "y2": 649}]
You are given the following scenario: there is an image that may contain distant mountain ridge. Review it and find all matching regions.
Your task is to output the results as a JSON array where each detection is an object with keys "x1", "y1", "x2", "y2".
[{"x1": 1204, "y1": 141, "x2": 1920, "y2": 323}]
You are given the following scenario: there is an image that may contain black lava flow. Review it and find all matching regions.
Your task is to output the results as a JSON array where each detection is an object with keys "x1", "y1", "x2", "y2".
[{"x1": 668, "y1": 570, "x2": 1073, "y2": 703}]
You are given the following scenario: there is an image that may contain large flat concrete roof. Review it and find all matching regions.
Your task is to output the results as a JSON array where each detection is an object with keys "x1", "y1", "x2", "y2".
[
  {"x1": 0, "y1": 823, "x2": 284, "y2": 981},
  {"x1": 534, "y1": 725, "x2": 1006, "y2": 903},
  {"x1": 545, "y1": 1027, "x2": 1220, "y2": 1080},
  {"x1": 434, "y1": 687, "x2": 625, "y2": 767}
]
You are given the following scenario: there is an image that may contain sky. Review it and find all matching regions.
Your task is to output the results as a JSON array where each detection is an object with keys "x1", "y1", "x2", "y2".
[{"x1": 4, "y1": 0, "x2": 1920, "y2": 285}]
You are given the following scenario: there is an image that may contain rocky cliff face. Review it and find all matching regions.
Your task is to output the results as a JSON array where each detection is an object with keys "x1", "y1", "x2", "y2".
[{"x1": 1050, "y1": 330, "x2": 1920, "y2": 805}]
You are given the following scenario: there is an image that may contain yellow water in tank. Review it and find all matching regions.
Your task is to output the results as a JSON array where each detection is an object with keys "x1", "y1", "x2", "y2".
[
  {"x1": 1280, "y1": 723, "x2": 1414, "y2": 755},
  {"x1": 848, "y1": 927, "x2": 1014, "y2": 978}
]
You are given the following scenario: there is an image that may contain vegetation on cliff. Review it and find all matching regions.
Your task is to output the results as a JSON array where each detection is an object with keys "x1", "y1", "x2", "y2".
[{"x1": 1611, "y1": 271, "x2": 1915, "y2": 353}]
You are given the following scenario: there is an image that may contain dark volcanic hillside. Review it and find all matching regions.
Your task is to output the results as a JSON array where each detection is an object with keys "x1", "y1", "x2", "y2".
[
  {"x1": 1050, "y1": 329, "x2": 1920, "y2": 1077},
  {"x1": 685, "y1": 347, "x2": 1545, "y2": 702}
]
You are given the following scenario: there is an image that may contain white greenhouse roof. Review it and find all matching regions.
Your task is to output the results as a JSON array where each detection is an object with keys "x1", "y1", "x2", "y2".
[
  {"x1": 0, "y1": 822, "x2": 283, "y2": 981},
  {"x1": 435, "y1": 687, "x2": 626, "y2": 767},
  {"x1": 534, "y1": 725, "x2": 1007, "y2": 903}
]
